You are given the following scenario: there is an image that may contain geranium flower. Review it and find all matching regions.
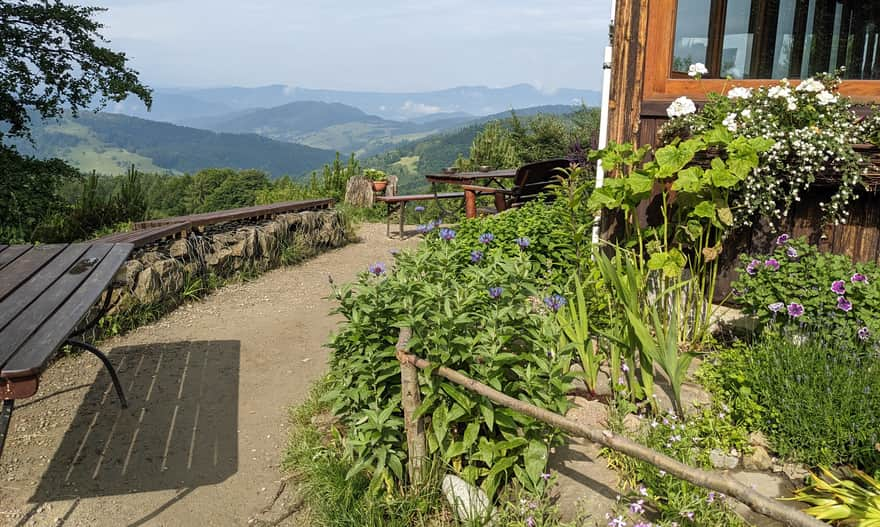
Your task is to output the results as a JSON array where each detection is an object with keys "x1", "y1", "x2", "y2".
[
  {"x1": 837, "y1": 296, "x2": 852, "y2": 312},
  {"x1": 831, "y1": 280, "x2": 846, "y2": 295},
  {"x1": 816, "y1": 90, "x2": 838, "y2": 106},
  {"x1": 787, "y1": 303, "x2": 804, "y2": 317},
  {"x1": 796, "y1": 77, "x2": 824, "y2": 92},
  {"x1": 666, "y1": 96, "x2": 696, "y2": 118},
  {"x1": 688, "y1": 63, "x2": 708, "y2": 77},
  {"x1": 727, "y1": 86, "x2": 752, "y2": 99}
]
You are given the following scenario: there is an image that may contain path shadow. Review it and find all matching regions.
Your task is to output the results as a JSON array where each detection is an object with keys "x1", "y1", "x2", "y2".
[{"x1": 30, "y1": 340, "x2": 240, "y2": 502}]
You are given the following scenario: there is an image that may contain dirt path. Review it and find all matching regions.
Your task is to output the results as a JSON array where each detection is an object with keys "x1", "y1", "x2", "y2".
[{"x1": 0, "y1": 224, "x2": 420, "y2": 527}]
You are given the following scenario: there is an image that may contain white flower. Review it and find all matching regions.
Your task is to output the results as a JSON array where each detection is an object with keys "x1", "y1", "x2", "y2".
[
  {"x1": 666, "y1": 96, "x2": 696, "y2": 118},
  {"x1": 787, "y1": 97, "x2": 797, "y2": 111},
  {"x1": 722, "y1": 112, "x2": 738, "y2": 132},
  {"x1": 816, "y1": 90, "x2": 838, "y2": 106},
  {"x1": 688, "y1": 62, "x2": 708, "y2": 77},
  {"x1": 727, "y1": 86, "x2": 752, "y2": 99},
  {"x1": 768, "y1": 85, "x2": 791, "y2": 99},
  {"x1": 796, "y1": 78, "x2": 824, "y2": 92},
  {"x1": 741, "y1": 109, "x2": 752, "y2": 118}
]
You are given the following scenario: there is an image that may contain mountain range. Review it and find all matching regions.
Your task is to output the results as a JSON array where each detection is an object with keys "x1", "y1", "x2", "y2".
[{"x1": 106, "y1": 84, "x2": 600, "y2": 123}]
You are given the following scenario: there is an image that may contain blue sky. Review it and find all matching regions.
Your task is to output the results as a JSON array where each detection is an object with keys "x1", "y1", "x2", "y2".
[{"x1": 92, "y1": 0, "x2": 613, "y2": 92}]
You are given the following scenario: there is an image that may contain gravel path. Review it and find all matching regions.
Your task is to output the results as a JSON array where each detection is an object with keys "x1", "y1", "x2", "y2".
[{"x1": 0, "y1": 223, "x2": 420, "y2": 527}]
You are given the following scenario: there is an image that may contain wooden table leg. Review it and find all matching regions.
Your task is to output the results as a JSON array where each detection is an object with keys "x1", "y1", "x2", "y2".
[
  {"x1": 464, "y1": 189, "x2": 477, "y2": 219},
  {"x1": 399, "y1": 203, "x2": 405, "y2": 239},
  {"x1": 386, "y1": 203, "x2": 392, "y2": 238}
]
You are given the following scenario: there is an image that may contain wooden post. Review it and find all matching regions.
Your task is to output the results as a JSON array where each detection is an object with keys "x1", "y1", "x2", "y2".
[
  {"x1": 464, "y1": 189, "x2": 478, "y2": 219},
  {"x1": 396, "y1": 328, "x2": 426, "y2": 486}
]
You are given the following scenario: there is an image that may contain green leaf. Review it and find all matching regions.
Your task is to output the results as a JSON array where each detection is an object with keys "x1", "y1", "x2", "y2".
[
  {"x1": 671, "y1": 166, "x2": 703, "y2": 192},
  {"x1": 692, "y1": 200, "x2": 716, "y2": 219},
  {"x1": 480, "y1": 403, "x2": 495, "y2": 431},
  {"x1": 524, "y1": 440, "x2": 549, "y2": 486},
  {"x1": 462, "y1": 422, "x2": 480, "y2": 450}
]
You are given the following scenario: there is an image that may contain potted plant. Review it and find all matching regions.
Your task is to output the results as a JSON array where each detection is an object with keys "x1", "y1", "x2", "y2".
[{"x1": 365, "y1": 169, "x2": 388, "y2": 192}]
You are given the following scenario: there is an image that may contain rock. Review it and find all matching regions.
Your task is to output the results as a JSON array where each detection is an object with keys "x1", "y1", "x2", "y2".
[
  {"x1": 139, "y1": 251, "x2": 164, "y2": 265},
  {"x1": 133, "y1": 267, "x2": 160, "y2": 303},
  {"x1": 114, "y1": 260, "x2": 143, "y2": 287},
  {"x1": 709, "y1": 448, "x2": 740, "y2": 470},
  {"x1": 743, "y1": 445, "x2": 773, "y2": 471},
  {"x1": 748, "y1": 431, "x2": 770, "y2": 449},
  {"x1": 169, "y1": 239, "x2": 192, "y2": 259},
  {"x1": 441, "y1": 474, "x2": 493, "y2": 524},
  {"x1": 782, "y1": 463, "x2": 810, "y2": 484},
  {"x1": 565, "y1": 397, "x2": 608, "y2": 429},
  {"x1": 623, "y1": 413, "x2": 642, "y2": 434}
]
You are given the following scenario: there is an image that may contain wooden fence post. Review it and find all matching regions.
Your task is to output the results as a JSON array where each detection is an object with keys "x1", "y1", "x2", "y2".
[{"x1": 396, "y1": 328, "x2": 426, "y2": 486}]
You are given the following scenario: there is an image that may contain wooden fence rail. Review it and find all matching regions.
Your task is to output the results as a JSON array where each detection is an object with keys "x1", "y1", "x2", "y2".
[{"x1": 394, "y1": 328, "x2": 825, "y2": 527}]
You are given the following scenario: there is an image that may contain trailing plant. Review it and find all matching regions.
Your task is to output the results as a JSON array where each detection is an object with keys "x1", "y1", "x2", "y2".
[
  {"x1": 662, "y1": 71, "x2": 876, "y2": 226},
  {"x1": 789, "y1": 466, "x2": 880, "y2": 526},
  {"x1": 364, "y1": 168, "x2": 388, "y2": 182},
  {"x1": 733, "y1": 235, "x2": 880, "y2": 344},
  {"x1": 742, "y1": 327, "x2": 880, "y2": 471},
  {"x1": 325, "y1": 228, "x2": 574, "y2": 498}
]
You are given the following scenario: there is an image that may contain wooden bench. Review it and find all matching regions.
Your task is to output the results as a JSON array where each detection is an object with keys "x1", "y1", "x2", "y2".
[
  {"x1": 376, "y1": 192, "x2": 465, "y2": 238},
  {"x1": 0, "y1": 243, "x2": 134, "y2": 460}
]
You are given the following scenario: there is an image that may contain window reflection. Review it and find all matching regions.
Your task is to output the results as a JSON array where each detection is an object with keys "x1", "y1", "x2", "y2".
[{"x1": 672, "y1": 0, "x2": 880, "y2": 80}]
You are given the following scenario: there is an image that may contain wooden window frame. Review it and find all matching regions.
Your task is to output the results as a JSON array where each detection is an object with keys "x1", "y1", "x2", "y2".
[{"x1": 643, "y1": 0, "x2": 880, "y2": 103}]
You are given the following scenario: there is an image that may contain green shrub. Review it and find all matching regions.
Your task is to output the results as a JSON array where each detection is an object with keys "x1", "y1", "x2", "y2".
[
  {"x1": 742, "y1": 328, "x2": 880, "y2": 471},
  {"x1": 325, "y1": 227, "x2": 573, "y2": 499},
  {"x1": 733, "y1": 235, "x2": 880, "y2": 344}
]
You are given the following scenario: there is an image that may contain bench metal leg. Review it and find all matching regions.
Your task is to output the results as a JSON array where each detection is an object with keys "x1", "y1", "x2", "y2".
[
  {"x1": 399, "y1": 203, "x2": 405, "y2": 239},
  {"x1": 386, "y1": 203, "x2": 392, "y2": 238},
  {"x1": 0, "y1": 399, "x2": 13, "y2": 460},
  {"x1": 66, "y1": 339, "x2": 128, "y2": 408}
]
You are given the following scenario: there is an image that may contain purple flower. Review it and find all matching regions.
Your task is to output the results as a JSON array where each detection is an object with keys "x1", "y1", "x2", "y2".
[
  {"x1": 837, "y1": 296, "x2": 853, "y2": 312},
  {"x1": 414, "y1": 205, "x2": 425, "y2": 213},
  {"x1": 776, "y1": 233, "x2": 790, "y2": 245},
  {"x1": 681, "y1": 511, "x2": 695, "y2": 520},
  {"x1": 707, "y1": 491, "x2": 716, "y2": 503},
  {"x1": 439, "y1": 228, "x2": 456, "y2": 241},
  {"x1": 831, "y1": 280, "x2": 847, "y2": 295},
  {"x1": 787, "y1": 303, "x2": 804, "y2": 317},
  {"x1": 858, "y1": 326, "x2": 870, "y2": 341},
  {"x1": 526, "y1": 517, "x2": 536, "y2": 527},
  {"x1": 368, "y1": 262, "x2": 386, "y2": 276},
  {"x1": 470, "y1": 250, "x2": 483, "y2": 263},
  {"x1": 852, "y1": 273, "x2": 869, "y2": 284},
  {"x1": 786, "y1": 246, "x2": 798, "y2": 259},
  {"x1": 629, "y1": 499, "x2": 645, "y2": 514},
  {"x1": 621, "y1": 363, "x2": 630, "y2": 373},
  {"x1": 768, "y1": 302, "x2": 785, "y2": 313},
  {"x1": 416, "y1": 224, "x2": 429, "y2": 234},
  {"x1": 746, "y1": 259, "x2": 761, "y2": 275},
  {"x1": 488, "y1": 286, "x2": 503, "y2": 299},
  {"x1": 764, "y1": 258, "x2": 780, "y2": 271},
  {"x1": 543, "y1": 294, "x2": 566, "y2": 312},
  {"x1": 541, "y1": 472, "x2": 551, "y2": 481},
  {"x1": 515, "y1": 237, "x2": 530, "y2": 249},
  {"x1": 608, "y1": 516, "x2": 627, "y2": 527},
  {"x1": 478, "y1": 232, "x2": 494, "y2": 244}
]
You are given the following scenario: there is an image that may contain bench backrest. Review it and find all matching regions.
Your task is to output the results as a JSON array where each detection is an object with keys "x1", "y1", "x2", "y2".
[{"x1": 510, "y1": 158, "x2": 571, "y2": 206}]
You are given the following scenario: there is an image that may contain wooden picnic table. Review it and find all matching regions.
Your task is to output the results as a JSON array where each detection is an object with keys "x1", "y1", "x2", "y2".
[
  {"x1": 423, "y1": 169, "x2": 517, "y2": 218},
  {"x1": 0, "y1": 243, "x2": 134, "y2": 460}
]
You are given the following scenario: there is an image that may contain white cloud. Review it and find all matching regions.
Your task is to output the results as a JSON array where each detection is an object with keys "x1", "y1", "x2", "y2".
[{"x1": 400, "y1": 101, "x2": 443, "y2": 115}]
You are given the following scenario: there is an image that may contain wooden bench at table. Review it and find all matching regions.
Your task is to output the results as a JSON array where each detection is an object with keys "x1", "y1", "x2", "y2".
[
  {"x1": 376, "y1": 192, "x2": 465, "y2": 238},
  {"x1": 460, "y1": 158, "x2": 571, "y2": 218},
  {"x1": 0, "y1": 243, "x2": 134, "y2": 460}
]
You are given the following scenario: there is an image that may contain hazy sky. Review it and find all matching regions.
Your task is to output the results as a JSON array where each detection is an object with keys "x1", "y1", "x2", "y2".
[{"x1": 91, "y1": 0, "x2": 613, "y2": 92}]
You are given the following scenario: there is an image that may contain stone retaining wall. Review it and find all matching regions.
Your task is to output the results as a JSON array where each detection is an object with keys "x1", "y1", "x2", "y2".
[{"x1": 103, "y1": 209, "x2": 351, "y2": 323}]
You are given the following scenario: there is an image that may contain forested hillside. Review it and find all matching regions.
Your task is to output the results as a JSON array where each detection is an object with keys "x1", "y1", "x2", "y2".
[{"x1": 10, "y1": 112, "x2": 338, "y2": 177}]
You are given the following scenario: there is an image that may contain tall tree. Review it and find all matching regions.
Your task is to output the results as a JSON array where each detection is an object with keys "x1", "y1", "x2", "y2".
[{"x1": 0, "y1": 0, "x2": 152, "y2": 141}]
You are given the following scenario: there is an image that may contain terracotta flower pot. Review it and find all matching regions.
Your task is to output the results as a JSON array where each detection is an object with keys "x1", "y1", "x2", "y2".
[{"x1": 372, "y1": 180, "x2": 388, "y2": 192}]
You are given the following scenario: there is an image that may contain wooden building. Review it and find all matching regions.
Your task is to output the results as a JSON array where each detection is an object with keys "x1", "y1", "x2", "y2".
[{"x1": 606, "y1": 0, "x2": 880, "y2": 293}]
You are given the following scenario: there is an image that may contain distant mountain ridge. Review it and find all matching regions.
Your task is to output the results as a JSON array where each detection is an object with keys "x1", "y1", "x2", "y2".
[
  {"x1": 11, "y1": 112, "x2": 337, "y2": 177},
  {"x1": 106, "y1": 83, "x2": 600, "y2": 123}
]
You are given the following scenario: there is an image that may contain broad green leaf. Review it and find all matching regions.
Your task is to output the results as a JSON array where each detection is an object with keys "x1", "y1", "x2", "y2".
[
  {"x1": 692, "y1": 200, "x2": 716, "y2": 219},
  {"x1": 524, "y1": 440, "x2": 549, "y2": 486},
  {"x1": 671, "y1": 166, "x2": 703, "y2": 193}
]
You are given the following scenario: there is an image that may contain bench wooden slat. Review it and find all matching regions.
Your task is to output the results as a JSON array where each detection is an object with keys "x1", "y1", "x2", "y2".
[
  {"x1": 95, "y1": 221, "x2": 191, "y2": 248},
  {"x1": 0, "y1": 245, "x2": 69, "y2": 303},
  {"x1": 0, "y1": 245, "x2": 32, "y2": 273},
  {"x1": 0, "y1": 244, "x2": 113, "y2": 371},
  {"x1": 3, "y1": 244, "x2": 134, "y2": 378},
  {"x1": 376, "y1": 192, "x2": 464, "y2": 203}
]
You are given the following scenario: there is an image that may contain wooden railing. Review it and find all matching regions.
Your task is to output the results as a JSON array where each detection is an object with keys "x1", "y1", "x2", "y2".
[{"x1": 394, "y1": 328, "x2": 824, "y2": 527}]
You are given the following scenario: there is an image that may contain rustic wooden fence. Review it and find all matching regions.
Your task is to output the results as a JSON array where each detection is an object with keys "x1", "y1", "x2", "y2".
[{"x1": 394, "y1": 328, "x2": 824, "y2": 527}]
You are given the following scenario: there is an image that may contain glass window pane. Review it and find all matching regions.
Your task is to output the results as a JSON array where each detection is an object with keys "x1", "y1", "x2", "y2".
[
  {"x1": 672, "y1": 0, "x2": 880, "y2": 80},
  {"x1": 672, "y1": 0, "x2": 712, "y2": 73}
]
